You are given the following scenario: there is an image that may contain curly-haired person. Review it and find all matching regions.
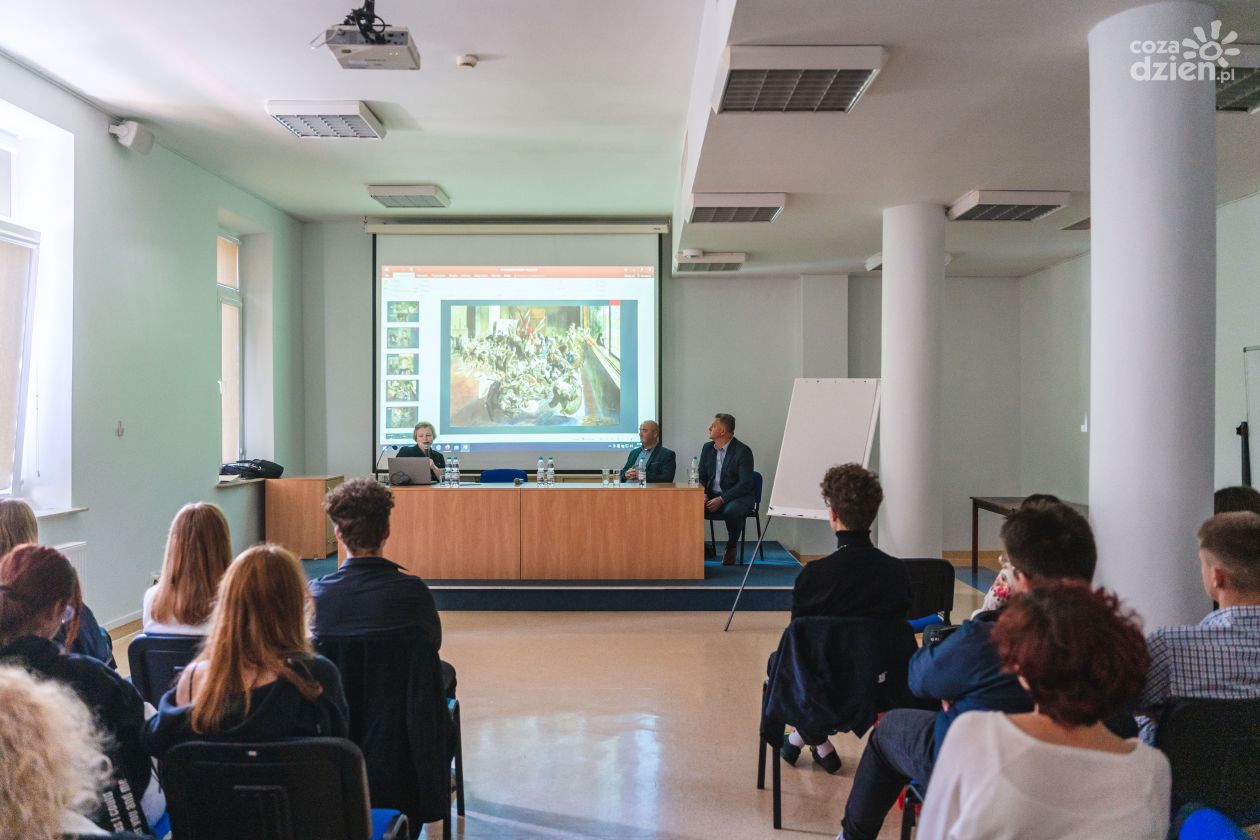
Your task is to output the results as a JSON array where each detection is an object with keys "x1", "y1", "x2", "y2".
[{"x1": 917, "y1": 583, "x2": 1170, "y2": 840}]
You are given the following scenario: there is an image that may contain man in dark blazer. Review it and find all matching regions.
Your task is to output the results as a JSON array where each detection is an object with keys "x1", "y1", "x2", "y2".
[
  {"x1": 618, "y1": 420, "x2": 677, "y2": 483},
  {"x1": 697, "y1": 412, "x2": 755, "y2": 565}
]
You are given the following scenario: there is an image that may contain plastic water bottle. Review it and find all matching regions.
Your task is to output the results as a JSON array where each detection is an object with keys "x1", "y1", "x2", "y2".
[
  {"x1": 546, "y1": 456, "x2": 556, "y2": 487},
  {"x1": 688, "y1": 456, "x2": 699, "y2": 487},
  {"x1": 452, "y1": 455, "x2": 460, "y2": 487},
  {"x1": 636, "y1": 452, "x2": 648, "y2": 488},
  {"x1": 537, "y1": 457, "x2": 545, "y2": 486}
]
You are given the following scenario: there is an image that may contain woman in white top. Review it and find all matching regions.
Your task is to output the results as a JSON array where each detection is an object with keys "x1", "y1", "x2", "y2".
[
  {"x1": 918, "y1": 582, "x2": 1170, "y2": 840},
  {"x1": 142, "y1": 503, "x2": 232, "y2": 636}
]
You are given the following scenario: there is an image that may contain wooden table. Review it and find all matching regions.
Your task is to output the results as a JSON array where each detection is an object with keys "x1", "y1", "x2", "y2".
[
  {"x1": 970, "y1": 495, "x2": 1089, "y2": 578},
  {"x1": 377, "y1": 483, "x2": 705, "y2": 581},
  {"x1": 265, "y1": 475, "x2": 343, "y2": 559}
]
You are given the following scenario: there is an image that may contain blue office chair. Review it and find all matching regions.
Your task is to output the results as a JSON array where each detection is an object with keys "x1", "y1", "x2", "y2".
[
  {"x1": 708, "y1": 470, "x2": 764, "y2": 565},
  {"x1": 1175, "y1": 805, "x2": 1250, "y2": 840},
  {"x1": 479, "y1": 468, "x2": 528, "y2": 483}
]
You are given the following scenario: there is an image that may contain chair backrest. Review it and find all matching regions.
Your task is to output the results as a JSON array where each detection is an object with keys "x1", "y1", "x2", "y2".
[
  {"x1": 315, "y1": 631, "x2": 453, "y2": 827},
  {"x1": 752, "y1": 471, "x2": 763, "y2": 507},
  {"x1": 763, "y1": 616, "x2": 918, "y2": 740},
  {"x1": 480, "y1": 468, "x2": 527, "y2": 483},
  {"x1": 127, "y1": 633, "x2": 203, "y2": 705},
  {"x1": 1155, "y1": 698, "x2": 1260, "y2": 824},
  {"x1": 161, "y1": 737, "x2": 383, "y2": 840},
  {"x1": 901, "y1": 558, "x2": 956, "y2": 623}
]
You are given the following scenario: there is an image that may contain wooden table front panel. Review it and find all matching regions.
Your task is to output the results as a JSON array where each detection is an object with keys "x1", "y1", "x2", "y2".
[
  {"x1": 520, "y1": 486, "x2": 704, "y2": 580},
  {"x1": 265, "y1": 476, "x2": 342, "y2": 559},
  {"x1": 385, "y1": 487, "x2": 521, "y2": 579}
]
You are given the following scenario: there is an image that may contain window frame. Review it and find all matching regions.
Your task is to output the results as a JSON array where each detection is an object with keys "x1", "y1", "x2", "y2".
[
  {"x1": 216, "y1": 234, "x2": 244, "y2": 463},
  {"x1": 0, "y1": 219, "x2": 41, "y2": 497}
]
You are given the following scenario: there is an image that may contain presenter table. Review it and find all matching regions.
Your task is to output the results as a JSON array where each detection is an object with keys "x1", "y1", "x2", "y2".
[{"x1": 369, "y1": 483, "x2": 705, "y2": 581}]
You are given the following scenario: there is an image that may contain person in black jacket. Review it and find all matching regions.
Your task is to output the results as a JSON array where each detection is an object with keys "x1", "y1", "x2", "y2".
[
  {"x1": 779, "y1": 463, "x2": 910, "y2": 774},
  {"x1": 311, "y1": 477, "x2": 455, "y2": 696},
  {"x1": 396, "y1": 421, "x2": 445, "y2": 481},
  {"x1": 618, "y1": 420, "x2": 677, "y2": 484},
  {"x1": 697, "y1": 413, "x2": 756, "y2": 565},
  {"x1": 0, "y1": 544, "x2": 157, "y2": 834},
  {"x1": 144, "y1": 544, "x2": 348, "y2": 760}
]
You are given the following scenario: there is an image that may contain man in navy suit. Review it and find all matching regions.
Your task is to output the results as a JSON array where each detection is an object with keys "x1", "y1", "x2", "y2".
[
  {"x1": 618, "y1": 420, "x2": 677, "y2": 483},
  {"x1": 697, "y1": 413, "x2": 755, "y2": 565}
]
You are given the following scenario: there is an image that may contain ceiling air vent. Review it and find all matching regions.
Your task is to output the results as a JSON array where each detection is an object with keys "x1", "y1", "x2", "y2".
[
  {"x1": 687, "y1": 193, "x2": 786, "y2": 223},
  {"x1": 367, "y1": 184, "x2": 450, "y2": 208},
  {"x1": 713, "y1": 46, "x2": 885, "y2": 113},
  {"x1": 1217, "y1": 45, "x2": 1260, "y2": 113},
  {"x1": 948, "y1": 190, "x2": 1070, "y2": 222},
  {"x1": 674, "y1": 250, "x2": 747, "y2": 272},
  {"x1": 266, "y1": 100, "x2": 386, "y2": 139},
  {"x1": 1061, "y1": 217, "x2": 1091, "y2": 231}
]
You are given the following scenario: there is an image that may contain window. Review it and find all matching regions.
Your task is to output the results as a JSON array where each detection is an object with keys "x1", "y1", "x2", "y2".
[
  {"x1": 217, "y1": 236, "x2": 243, "y2": 463},
  {"x1": 0, "y1": 222, "x2": 39, "y2": 496}
]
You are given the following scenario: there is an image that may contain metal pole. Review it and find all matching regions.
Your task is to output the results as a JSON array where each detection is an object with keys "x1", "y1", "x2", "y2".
[{"x1": 724, "y1": 517, "x2": 786, "y2": 631}]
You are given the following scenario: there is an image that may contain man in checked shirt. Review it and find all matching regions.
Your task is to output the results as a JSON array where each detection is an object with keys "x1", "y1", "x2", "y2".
[{"x1": 1136, "y1": 511, "x2": 1260, "y2": 742}]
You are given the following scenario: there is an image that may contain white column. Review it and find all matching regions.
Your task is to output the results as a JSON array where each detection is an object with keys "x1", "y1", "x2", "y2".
[
  {"x1": 1089, "y1": 2, "x2": 1216, "y2": 626},
  {"x1": 879, "y1": 204, "x2": 945, "y2": 558}
]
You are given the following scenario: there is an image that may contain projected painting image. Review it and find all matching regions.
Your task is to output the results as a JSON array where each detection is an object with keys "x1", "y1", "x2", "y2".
[{"x1": 447, "y1": 303, "x2": 621, "y2": 427}]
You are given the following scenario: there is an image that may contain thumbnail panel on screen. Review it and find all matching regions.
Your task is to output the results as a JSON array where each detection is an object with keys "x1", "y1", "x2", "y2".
[{"x1": 446, "y1": 302, "x2": 623, "y2": 428}]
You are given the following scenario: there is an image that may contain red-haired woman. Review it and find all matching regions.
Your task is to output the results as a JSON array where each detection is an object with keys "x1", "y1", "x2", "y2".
[
  {"x1": 917, "y1": 583, "x2": 1170, "y2": 840},
  {"x1": 0, "y1": 544, "x2": 159, "y2": 833},
  {"x1": 144, "y1": 544, "x2": 347, "y2": 757}
]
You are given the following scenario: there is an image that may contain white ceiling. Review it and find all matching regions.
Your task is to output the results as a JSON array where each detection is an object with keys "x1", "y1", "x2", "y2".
[{"x1": 1, "y1": 0, "x2": 1258, "y2": 278}]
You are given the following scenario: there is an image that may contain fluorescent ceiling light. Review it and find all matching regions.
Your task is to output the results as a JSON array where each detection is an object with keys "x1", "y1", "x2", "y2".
[
  {"x1": 367, "y1": 184, "x2": 451, "y2": 208},
  {"x1": 266, "y1": 100, "x2": 386, "y2": 139}
]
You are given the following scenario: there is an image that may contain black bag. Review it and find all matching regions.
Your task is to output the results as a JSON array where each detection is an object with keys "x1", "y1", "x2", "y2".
[{"x1": 219, "y1": 458, "x2": 285, "y2": 479}]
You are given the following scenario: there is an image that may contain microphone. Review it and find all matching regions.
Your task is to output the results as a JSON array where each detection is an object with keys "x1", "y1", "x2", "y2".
[{"x1": 375, "y1": 445, "x2": 401, "y2": 474}]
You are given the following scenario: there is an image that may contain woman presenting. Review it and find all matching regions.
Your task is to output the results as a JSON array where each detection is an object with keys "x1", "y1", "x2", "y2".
[{"x1": 397, "y1": 421, "x2": 445, "y2": 480}]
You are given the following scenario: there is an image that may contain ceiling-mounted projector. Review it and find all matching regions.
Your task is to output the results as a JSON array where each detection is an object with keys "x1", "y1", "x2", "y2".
[{"x1": 324, "y1": 0, "x2": 419, "y2": 70}]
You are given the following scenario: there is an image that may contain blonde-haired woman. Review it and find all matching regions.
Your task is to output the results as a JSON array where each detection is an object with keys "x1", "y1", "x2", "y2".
[
  {"x1": 143, "y1": 503, "x2": 233, "y2": 635},
  {"x1": 144, "y1": 544, "x2": 347, "y2": 757},
  {"x1": 0, "y1": 665, "x2": 122, "y2": 840},
  {"x1": 0, "y1": 497, "x2": 40, "y2": 555}
]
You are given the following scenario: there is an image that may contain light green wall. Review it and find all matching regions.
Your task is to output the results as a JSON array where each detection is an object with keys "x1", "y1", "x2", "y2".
[{"x1": 1, "y1": 55, "x2": 305, "y2": 627}]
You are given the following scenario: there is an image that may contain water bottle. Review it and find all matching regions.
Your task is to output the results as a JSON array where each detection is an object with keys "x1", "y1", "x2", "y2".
[
  {"x1": 452, "y1": 455, "x2": 460, "y2": 487},
  {"x1": 689, "y1": 456, "x2": 699, "y2": 487},
  {"x1": 636, "y1": 452, "x2": 648, "y2": 488},
  {"x1": 546, "y1": 456, "x2": 556, "y2": 487},
  {"x1": 537, "y1": 457, "x2": 545, "y2": 486}
]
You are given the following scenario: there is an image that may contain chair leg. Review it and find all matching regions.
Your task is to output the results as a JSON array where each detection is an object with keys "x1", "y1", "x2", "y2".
[
  {"x1": 453, "y1": 701, "x2": 465, "y2": 817},
  {"x1": 772, "y1": 740, "x2": 782, "y2": 830},
  {"x1": 900, "y1": 795, "x2": 915, "y2": 840},
  {"x1": 709, "y1": 520, "x2": 716, "y2": 556},
  {"x1": 757, "y1": 735, "x2": 767, "y2": 790},
  {"x1": 755, "y1": 515, "x2": 764, "y2": 561}
]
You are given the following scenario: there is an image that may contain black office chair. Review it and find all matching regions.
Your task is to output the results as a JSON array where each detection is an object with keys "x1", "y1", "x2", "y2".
[
  {"x1": 1154, "y1": 697, "x2": 1260, "y2": 826},
  {"x1": 161, "y1": 737, "x2": 408, "y2": 840},
  {"x1": 479, "y1": 468, "x2": 528, "y2": 483},
  {"x1": 899, "y1": 779, "x2": 926, "y2": 840},
  {"x1": 757, "y1": 617, "x2": 919, "y2": 830},
  {"x1": 902, "y1": 558, "x2": 956, "y2": 626},
  {"x1": 316, "y1": 632, "x2": 462, "y2": 840},
  {"x1": 127, "y1": 633, "x2": 203, "y2": 704},
  {"x1": 708, "y1": 470, "x2": 764, "y2": 565}
]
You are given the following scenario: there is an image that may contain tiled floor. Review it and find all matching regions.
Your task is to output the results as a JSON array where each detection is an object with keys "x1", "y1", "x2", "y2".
[{"x1": 115, "y1": 577, "x2": 986, "y2": 839}]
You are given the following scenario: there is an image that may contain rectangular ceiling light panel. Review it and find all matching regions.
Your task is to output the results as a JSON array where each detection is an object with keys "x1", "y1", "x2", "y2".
[
  {"x1": 948, "y1": 190, "x2": 1070, "y2": 222},
  {"x1": 266, "y1": 100, "x2": 385, "y2": 139},
  {"x1": 687, "y1": 193, "x2": 786, "y2": 223},
  {"x1": 367, "y1": 184, "x2": 450, "y2": 208},
  {"x1": 714, "y1": 46, "x2": 885, "y2": 113}
]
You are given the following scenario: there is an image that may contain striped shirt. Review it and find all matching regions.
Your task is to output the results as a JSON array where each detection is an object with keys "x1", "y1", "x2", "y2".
[{"x1": 1137, "y1": 605, "x2": 1260, "y2": 742}]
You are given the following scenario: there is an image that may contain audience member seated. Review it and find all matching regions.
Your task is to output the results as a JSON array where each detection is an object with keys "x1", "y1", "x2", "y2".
[
  {"x1": 0, "y1": 499, "x2": 114, "y2": 666},
  {"x1": 143, "y1": 502, "x2": 233, "y2": 635},
  {"x1": 698, "y1": 412, "x2": 755, "y2": 566},
  {"x1": 837, "y1": 500, "x2": 1097, "y2": 840},
  {"x1": 917, "y1": 583, "x2": 1170, "y2": 840},
  {"x1": 1136, "y1": 511, "x2": 1260, "y2": 743},
  {"x1": 145, "y1": 544, "x2": 347, "y2": 758},
  {"x1": 618, "y1": 420, "x2": 677, "y2": 483},
  {"x1": 311, "y1": 478, "x2": 456, "y2": 696},
  {"x1": 0, "y1": 664, "x2": 152, "y2": 840},
  {"x1": 1214, "y1": 485, "x2": 1260, "y2": 515},
  {"x1": 0, "y1": 544, "x2": 161, "y2": 833},
  {"x1": 779, "y1": 463, "x2": 910, "y2": 773},
  {"x1": 976, "y1": 494, "x2": 1062, "y2": 614}
]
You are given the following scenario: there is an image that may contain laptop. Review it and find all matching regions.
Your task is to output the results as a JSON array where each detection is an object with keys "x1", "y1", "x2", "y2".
[{"x1": 387, "y1": 456, "x2": 434, "y2": 486}]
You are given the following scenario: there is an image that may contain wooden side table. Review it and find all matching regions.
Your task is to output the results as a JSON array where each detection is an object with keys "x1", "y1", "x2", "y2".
[{"x1": 265, "y1": 475, "x2": 343, "y2": 560}]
